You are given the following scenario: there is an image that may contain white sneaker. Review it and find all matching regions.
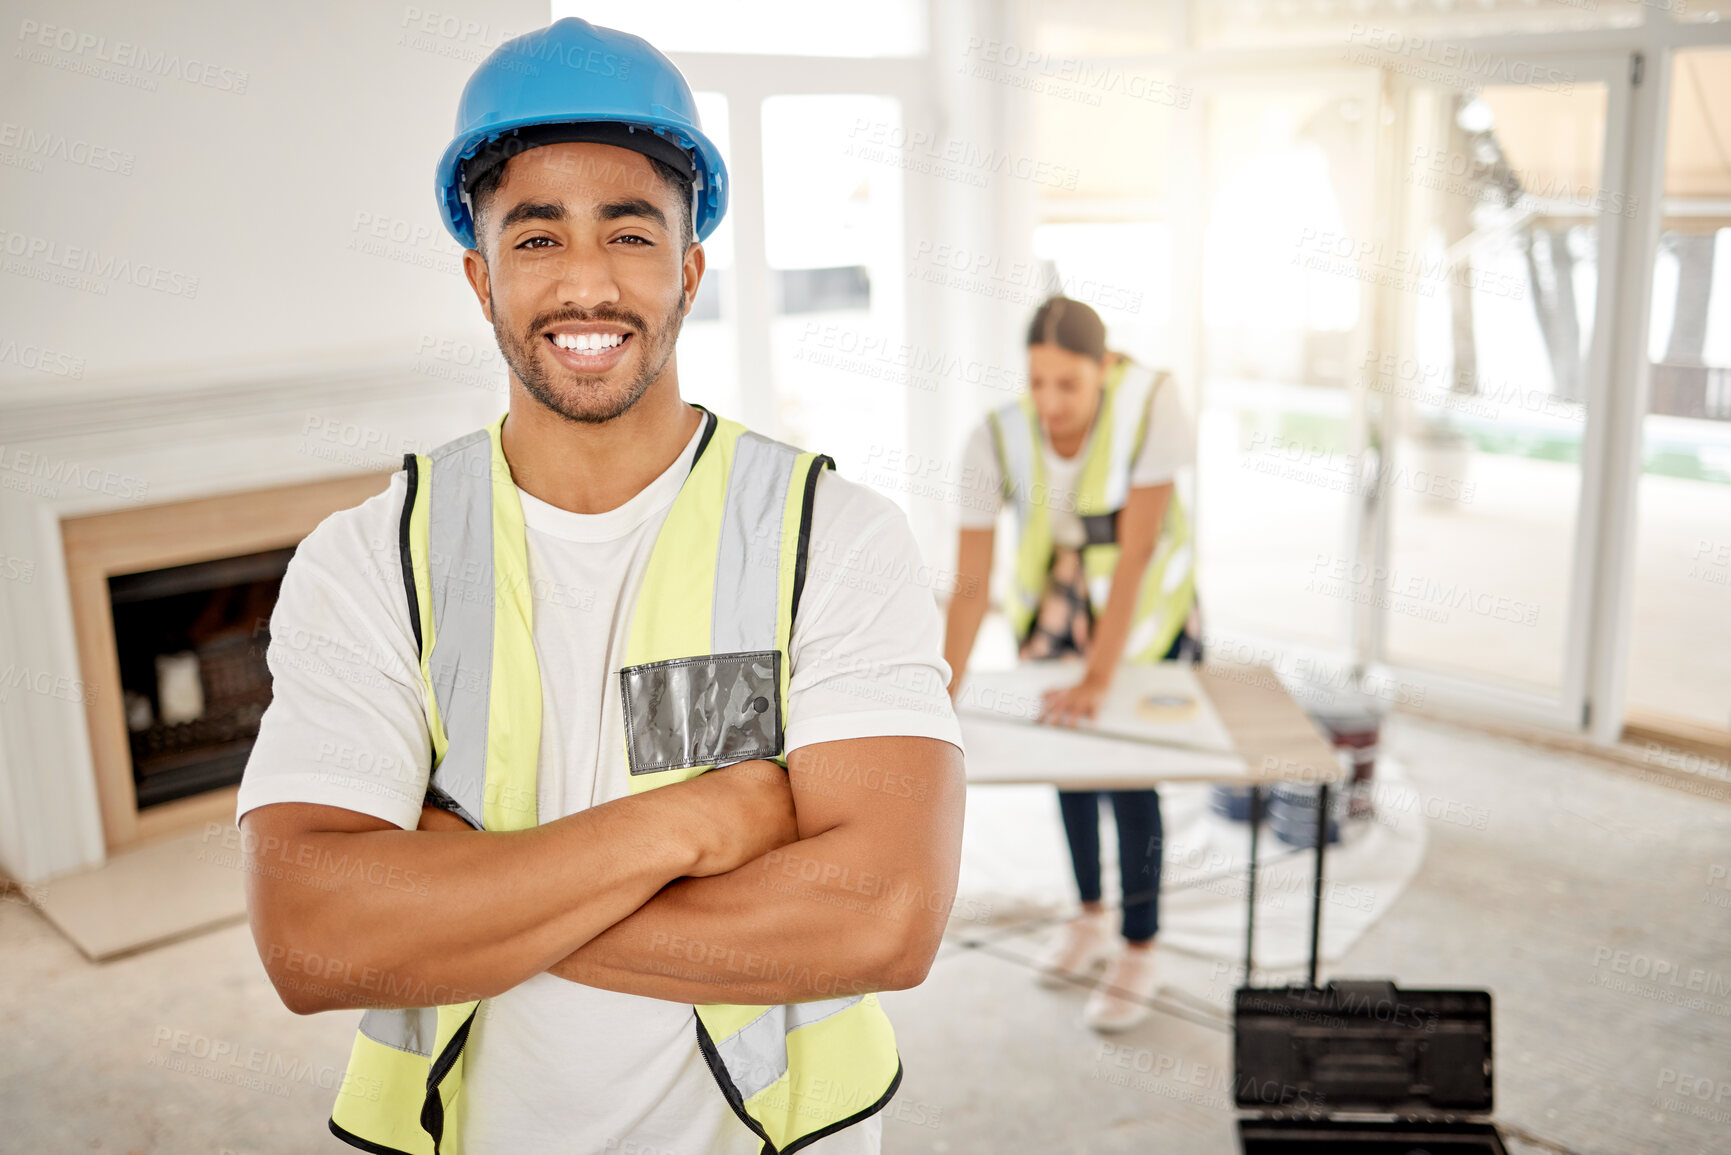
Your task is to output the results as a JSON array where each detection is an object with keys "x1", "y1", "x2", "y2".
[
  {"x1": 1034, "y1": 909, "x2": 1114, "y2": 990},
  {"x1": 1083, "y1": 946, "x2": 1158, "y2": 1032}
]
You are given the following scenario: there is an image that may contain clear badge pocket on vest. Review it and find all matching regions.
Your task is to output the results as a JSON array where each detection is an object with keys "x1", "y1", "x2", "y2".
[{"x1": 620, "y1": 650, "x2": 783, "y2": 775}]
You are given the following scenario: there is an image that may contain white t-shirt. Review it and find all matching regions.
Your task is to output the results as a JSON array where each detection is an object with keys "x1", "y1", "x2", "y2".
[
  {"x1": 237, "y1": 414, "x2": 964, "y2": 1155},
  {"x1": 955, "y1": 370, "x2": 1196, "y2": 547}
]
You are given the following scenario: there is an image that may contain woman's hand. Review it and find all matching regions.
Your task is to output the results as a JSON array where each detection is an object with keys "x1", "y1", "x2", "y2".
[{"x1": 1040, "y1": 674, "x2": 1110, "y2": 727}]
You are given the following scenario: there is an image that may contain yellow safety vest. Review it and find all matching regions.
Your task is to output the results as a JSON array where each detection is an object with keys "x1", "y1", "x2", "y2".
[
  {"x1": 987, "y1": 356, "x2": 1197, "y2": 664},
  {"x1": 327, "y1": 407, "x2": 903, "y2": 1155}
]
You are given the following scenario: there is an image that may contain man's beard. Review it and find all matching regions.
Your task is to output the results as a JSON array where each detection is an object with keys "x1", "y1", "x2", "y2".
[{"x1": 492, "y1": 292, "x2": 685, "y2": 424}]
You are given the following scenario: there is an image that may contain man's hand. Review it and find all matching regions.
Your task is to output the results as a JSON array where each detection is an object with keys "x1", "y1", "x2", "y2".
[
  {"x1": 680, "y1": 759, "x2": 799, "y2": 876},
  {"x1": 243, "y1": 760, "x2": 806, "y2": 1015},
  {"x1": 547, "y1": 735, "x2": 966, "y2": 1004},
  {"x1": 412, "y1": 761, "x2": 797, "y2": 877}
]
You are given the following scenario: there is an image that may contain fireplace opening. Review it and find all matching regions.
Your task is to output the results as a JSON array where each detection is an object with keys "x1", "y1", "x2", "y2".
[{"x1": 109, "y1": 548, "x2": 295, "y2": 808}]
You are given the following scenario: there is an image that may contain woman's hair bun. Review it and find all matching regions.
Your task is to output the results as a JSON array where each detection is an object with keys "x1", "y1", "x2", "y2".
[{"x1": 1026, "y1": 295, "x2": 1107, "y2": 362}]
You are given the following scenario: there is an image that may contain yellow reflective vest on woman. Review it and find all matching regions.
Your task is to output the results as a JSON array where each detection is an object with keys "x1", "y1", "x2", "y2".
[
  {"x1": 327, "y1": 407, "x2": 902, "y2": 1155},
  {"x1": 987, "y1": 356, "x2": 1197, "y2": 663}
]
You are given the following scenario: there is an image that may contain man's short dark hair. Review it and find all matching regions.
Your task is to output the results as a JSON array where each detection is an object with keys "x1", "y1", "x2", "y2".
[{"x1": 467, "y1": 147, "x2": 694, "y2": 253}]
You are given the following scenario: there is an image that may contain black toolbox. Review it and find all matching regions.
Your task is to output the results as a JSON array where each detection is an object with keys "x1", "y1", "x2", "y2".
[{"x1": 1233, "y1": 980, "x2": 1506, "y2": 1153}]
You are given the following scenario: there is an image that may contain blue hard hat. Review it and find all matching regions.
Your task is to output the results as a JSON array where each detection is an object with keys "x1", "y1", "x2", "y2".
[{"x1": 435, "y1": 17, "x2": 727, "y2": 249}]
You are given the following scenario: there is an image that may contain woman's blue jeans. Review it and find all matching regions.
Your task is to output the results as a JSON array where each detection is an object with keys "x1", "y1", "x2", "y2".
[
  {"x1": 1058, "y1": 788, "x2": 1163, "y2": 943},
  {"x1": 1055, "y1": 625, "x2": 1201, "y2": 944}
]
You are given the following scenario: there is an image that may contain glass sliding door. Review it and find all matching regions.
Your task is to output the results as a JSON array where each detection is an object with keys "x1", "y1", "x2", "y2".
[
  {"x1": 549, "y1": 0, "x2": 932, "y2": 493},
  {"x1": 1366, "y1": 55, "x2": 1631, "y2": 725},
  {"x1": 1622, "y1": 47, "x2": 1731, "y2": 741},
  {"x1": 761, "y1": 94, "x2": 908, "y2": 474}
]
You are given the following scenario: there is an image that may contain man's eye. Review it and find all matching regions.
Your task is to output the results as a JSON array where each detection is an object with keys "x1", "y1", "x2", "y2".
[
  {"x1": 516, "y1": 236, "x2": 555, "y2": 250},
  {"x1": 615, "y1": 234, "x2": 650, "y2": 245}
]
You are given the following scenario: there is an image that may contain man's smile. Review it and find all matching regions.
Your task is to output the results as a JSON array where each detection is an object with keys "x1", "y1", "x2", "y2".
[{"x1": 542, "y1": 322, "x2": 634, "y2": 372}]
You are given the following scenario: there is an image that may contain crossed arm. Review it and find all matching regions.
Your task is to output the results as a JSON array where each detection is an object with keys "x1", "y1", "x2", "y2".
[
  {"x1": 242, "y1": 734, "x2": 964, "y2": 1013},
  {"x1": 548, "y1": 735, "x2": 965, "y2": 1004}
]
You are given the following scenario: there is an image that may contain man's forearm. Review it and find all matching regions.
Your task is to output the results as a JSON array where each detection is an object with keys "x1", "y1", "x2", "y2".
[
  {"x1": 549, "y1": 735, "x2": 967, "y2": 1005},
  {"x1": 547, "y1": 824, "x2": 940, "y2": 1004},
  {"x1": 243, "y1": 773, "x2": 767, "y2": 1014}
]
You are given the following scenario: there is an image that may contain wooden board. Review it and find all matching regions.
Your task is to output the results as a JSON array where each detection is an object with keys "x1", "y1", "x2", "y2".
[{"x1": 1196, "y1": 662, "x2": 1344, "y2": 785}]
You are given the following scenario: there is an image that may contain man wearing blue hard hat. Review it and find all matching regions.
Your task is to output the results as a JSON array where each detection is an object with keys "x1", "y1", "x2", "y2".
[{"x1": 237, "y1": 18, "x2": 965, "y2": 1155}]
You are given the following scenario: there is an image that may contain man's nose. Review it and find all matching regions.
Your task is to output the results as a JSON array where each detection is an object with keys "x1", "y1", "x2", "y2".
[{"x1": 543, "y1": 246, "x2": 622, "y2": 310}]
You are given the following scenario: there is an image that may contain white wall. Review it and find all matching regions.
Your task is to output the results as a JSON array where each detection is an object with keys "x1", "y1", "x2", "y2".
[
  {"x1": 0, "y1": 0, "x2": 547, "y2": 883},
  {"x1": 1, "y1": 0, "x2": 547, "y2": 397}
]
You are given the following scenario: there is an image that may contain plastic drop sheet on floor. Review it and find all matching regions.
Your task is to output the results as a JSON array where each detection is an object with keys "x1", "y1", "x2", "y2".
[{"x1": 951, "y1": 758, "x2": 1430, "y2": 970}]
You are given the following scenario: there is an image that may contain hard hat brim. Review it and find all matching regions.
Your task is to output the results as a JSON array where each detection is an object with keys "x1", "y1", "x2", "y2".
[{"x1": 437, "y1": 113, "x2": 728, "y2": 250}]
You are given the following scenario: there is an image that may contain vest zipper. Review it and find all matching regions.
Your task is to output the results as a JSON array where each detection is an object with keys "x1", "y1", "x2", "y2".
[
  {"x1": 419, "y1": 1008, "x2": 478, "y2": 1155},
  {"x1": 694, "y1": 1014, "x2": 779, "y2": 1155}
]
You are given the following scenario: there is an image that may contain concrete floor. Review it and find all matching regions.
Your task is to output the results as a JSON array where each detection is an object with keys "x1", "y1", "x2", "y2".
[{"x1": 4, "y1": 715, "x2": 1728, "y2": 1155}]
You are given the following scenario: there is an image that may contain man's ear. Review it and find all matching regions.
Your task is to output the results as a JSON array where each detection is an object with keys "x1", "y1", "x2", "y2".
[
  {"x1": 463, "y1": 247, "x2": 493, "y2": 323},
  {"x1": 680, "y1": 240, "x2": 706, "y2": 317}
]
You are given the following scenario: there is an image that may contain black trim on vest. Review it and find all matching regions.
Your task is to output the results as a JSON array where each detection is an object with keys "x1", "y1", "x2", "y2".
[
  {"x1": 423, "y1": 782, "x2": 483, "y2": 830},
  {"x1": 691, "y1": 986, "x2": 900, "y2": 1155},
  {"x1": 779, "y1": 1059, "x2": 904, "y2": 1155},
  {"x1": 694, "y1": 1014, "x2": 779, "y2": 1153},
  {"x1": 688, "y1": 404, "x2": 719, "y2": 474},
  {"x1": 1081, "y1": 511, "x2": 1119, "y2": 547},
  {"x1": 419, "y1": 1009, "x2": 476, "y2": 1153},
  {"x1": 398, "y1": 452, "x2": 422, "y2": 657},
  {"x1": 328, "y1": 1117, "x2": 416, "y2": 1155},
  {"x1": 790, "y1": 454, "x2": 834, "y2": 624}
]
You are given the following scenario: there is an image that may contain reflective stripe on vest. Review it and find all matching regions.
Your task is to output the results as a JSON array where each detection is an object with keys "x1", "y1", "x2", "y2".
[
  {"x1": 329, "y1": 407, "x2": 902, "y2": 1155},
  {"x1": 424, "y1": 425, "x2": 541, "y2": 832},
  {"x1": 619, "y1": 427, "x2": 806, "y2": 788},
  {"x1": 987, "y1": 358, "x2": 1197, "y2": 664}
]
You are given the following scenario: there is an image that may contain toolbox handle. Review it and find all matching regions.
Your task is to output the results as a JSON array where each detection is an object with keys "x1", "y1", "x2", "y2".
[{"x1": 1325, "y1": 978, "x2": 1398, "y2": 1004}]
